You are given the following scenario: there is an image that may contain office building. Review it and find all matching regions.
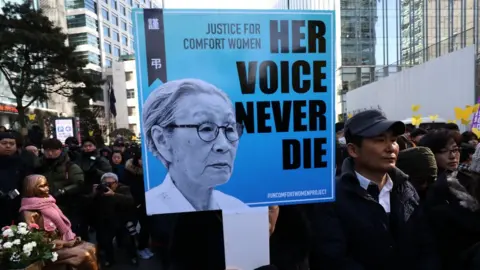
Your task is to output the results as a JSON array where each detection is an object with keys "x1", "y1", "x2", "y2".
[
  {"x1": 400, "y1": 0, "x2": 477, "y2": 66},
  {"x1": 275, "y1": 0, "x2": 401, "y2": 119},
  {"x1": 274, "y1": 0, "x2": 343, "y2": 120},
  {"x1": 337, "y1": 0, "x2": 403, "y2": 118},
  {"x1": 65, "y1": 0, "x2": 162, "y2": 133}
]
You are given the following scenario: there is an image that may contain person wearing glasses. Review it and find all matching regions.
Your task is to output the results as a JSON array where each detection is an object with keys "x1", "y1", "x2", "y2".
[
  {"x1": 143, "y1": 78, "x2": 248, "y2": 214},
  {"x1": 418, "y1": 129, "x2": 461, "y2": 175}
]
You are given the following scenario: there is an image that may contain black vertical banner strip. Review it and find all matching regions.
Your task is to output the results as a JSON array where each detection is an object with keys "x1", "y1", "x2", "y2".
[{"x1": 144, "y1": 9, "x2": 167, "y2": 85}]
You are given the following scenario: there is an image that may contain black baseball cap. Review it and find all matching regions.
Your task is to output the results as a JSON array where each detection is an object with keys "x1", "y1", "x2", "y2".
[
  {"x1": 335, "y1": 122, "x2": 345, "y2": 133},
  {"x1": 345, "y1": 110, "x2": 405, "y2": 137}
]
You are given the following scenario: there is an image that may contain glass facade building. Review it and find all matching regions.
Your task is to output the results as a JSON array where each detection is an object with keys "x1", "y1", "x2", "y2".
[
  {"x1": 274, "y1": 0, "x2": 403, "y2": 119},
  {"x1": 338, "y1": 0, "x2": 403, "y2": 118},
  {"x1": 400, "y1": 0, "x2": 477, "y2": 65},
  {"x1": 65, "y1": 0, "x2": 162, "y2": 131},
  {"x1": 65, "y1": 0, "x2": 160, "y2": 70},
  {"x1": 273, "y1": 0, "x2": 344, "y2": 119}
]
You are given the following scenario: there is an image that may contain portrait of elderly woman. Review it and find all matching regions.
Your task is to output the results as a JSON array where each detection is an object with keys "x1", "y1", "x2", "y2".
[{"x1": 143, "y1": 78, "x2": 249, "y2": 214}]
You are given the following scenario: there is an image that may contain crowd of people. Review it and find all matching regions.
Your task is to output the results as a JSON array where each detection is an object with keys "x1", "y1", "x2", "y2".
[
  {"x1": 2, "y1": 109, "x2": 480, "y2": 270},
  {"x1": 0, "y1": 130, "x2": 153, "y2": 269}
]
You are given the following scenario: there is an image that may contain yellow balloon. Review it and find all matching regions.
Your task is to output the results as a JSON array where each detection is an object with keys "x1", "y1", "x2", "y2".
[
  {"x1": 411, "y1": 104, "x2": 421, "y2": 112},
  {"x1": 412, "y1": 115, "x2": 422, "y2": 126}
]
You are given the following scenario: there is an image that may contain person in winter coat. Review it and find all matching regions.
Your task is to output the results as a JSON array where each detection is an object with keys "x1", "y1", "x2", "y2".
[
  {"x1": 0, "y1": 131, "x2": 37, "y2": 227},
  {"x1": 168, "y1": 208, "x2": 281, "y2": 270},
  {"x1": 75, "y1": 137, "x2": 112, "y2": 239},
  {"x1": 270, "y1": 204, "x2": 312, "y2": 270},
  {"x1": 310, "y1": 110, "x2": 435, "y2": 270},
  {"x1": 111, "y1": 151, "x2": 125, "y2": 182},
  {"x1": 99, "y1": 147, "x2": 112, "y2": 161},
  {"x1": 37, "y1": 138, "x2": 84, "y2": 230},
  {"x1": 422, "y1": 146, "x2": 480, "y2": 270},
  {"x1": 396, "y1": 147, "x2": 438, "y2": 201},
  {"x1": 65, "y1": 136, "x2": 82, "y2": 163},
  {"x1": 418, "y1": 129, "x2": 461, "y2": 176},
  {"x1": 91, "y1": 173, "x2": 138, "y2": 267},
  {"x1": 123, "y1": 151, "x2": 154, "y2": 260},
  {"x1": 76, "y1": 137, "x2": 112, "y2": 191}
]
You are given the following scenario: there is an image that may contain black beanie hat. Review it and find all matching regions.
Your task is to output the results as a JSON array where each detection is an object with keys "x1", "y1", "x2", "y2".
[
  {"x1": 335, "y1": 122, "x2": 345, "y2": 133},
  {"x1": 396, "y1": 147, "x2": 438, "y2": 186},
  {"x1": 42, "y1": 138, "x2": 63, "y2": 150},
  {"x1": 0, "y1": 131, "x2": 15, "y2": 141},
  {"x1": 82, "y1": 136, "x2": 97, "y2": 146}
]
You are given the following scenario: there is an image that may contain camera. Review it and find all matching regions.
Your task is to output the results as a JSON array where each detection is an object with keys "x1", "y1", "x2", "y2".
[
  {"x1": 96, "y1": 184, "x2": 109, "y2": 193},
  {"x1": 0, "y1": 189, "x2": 19, "y2": 199}
]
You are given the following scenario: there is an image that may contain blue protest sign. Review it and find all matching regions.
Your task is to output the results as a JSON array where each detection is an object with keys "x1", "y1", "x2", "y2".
[{"x1": 133, "y1": 9, "x2": 336, "y2": 215}]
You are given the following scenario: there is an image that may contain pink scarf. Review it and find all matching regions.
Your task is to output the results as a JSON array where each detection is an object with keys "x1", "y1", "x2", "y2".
[{"x1": 20, "y1": 195, "x2": 76, "y2": 241}]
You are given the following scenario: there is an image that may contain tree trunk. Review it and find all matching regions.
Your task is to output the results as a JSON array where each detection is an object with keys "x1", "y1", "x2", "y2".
[{"x1": 16, "y1": 103, "x2": 26, "y2": 128}]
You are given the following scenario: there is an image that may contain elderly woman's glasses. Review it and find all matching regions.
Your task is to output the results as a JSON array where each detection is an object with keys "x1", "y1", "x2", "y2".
[{"x1": 166, "y1": 122, "x2": 243, "y2": 142}]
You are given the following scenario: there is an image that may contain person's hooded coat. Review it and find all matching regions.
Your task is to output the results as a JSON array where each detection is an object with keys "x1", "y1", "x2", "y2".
[
  {"x1": 424, "y1": 170, "x2": 480, "y2": 269},
  {"x1": 76, "y1": 150, "x2": 112, "y2": 191},
  {"x1": 37, "y1": 152, "x2": 84, "y2": 215}
]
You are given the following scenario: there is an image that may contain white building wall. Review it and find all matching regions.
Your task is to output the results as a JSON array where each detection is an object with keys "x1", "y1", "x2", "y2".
[
  {"x1": 345, "y1": 45, "x2": 476, "y2": 122},
  {"x1": 105, "y1": 59, "x2": 140, "y2": 135}
]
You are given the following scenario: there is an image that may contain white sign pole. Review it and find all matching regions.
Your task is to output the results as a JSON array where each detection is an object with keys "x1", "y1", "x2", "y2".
[{"x1": 222, "y1": 207, "x2": 270, "y2": 270}]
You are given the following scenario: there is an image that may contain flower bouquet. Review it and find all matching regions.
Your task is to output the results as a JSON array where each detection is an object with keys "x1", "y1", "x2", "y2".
[{"x1": 0, "y1": 223, "x2": 58, "y2": 270}]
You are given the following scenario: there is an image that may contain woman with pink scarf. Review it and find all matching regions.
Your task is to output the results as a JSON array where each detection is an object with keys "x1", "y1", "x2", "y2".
[{"x1": 20, "y1": 174, "x2": 98, "y2": 270}]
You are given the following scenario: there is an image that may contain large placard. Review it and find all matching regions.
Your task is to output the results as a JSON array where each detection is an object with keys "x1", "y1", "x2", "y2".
[{"x1": 133, "y1": 9, "x2": 336, "y2": 215}]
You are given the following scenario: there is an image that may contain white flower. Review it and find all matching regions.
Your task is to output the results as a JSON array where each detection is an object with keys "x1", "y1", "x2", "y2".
[
  {"x1": 51, "y1": 252, "x2": 58, "y2": 262},
  {"x1": 23, "y1": 251, "x2": 31, "y2": 257},
  {"x1": 10, "y1": 252, "x2": 20, "y2": 262},
  {"x1": 22, "y1": 243, "x2": 33, "y2": 254},
  {"x1": 17, "y1": 227, "x2": 28, "y2": 235},
  {"x1": 17, "y1": 222, "x2": 27, "y2": 228},
  {"x1": 12, "y1": 239, "x2": 21, "y2": 245},
  {"x1": 29, "y1": 241, "x2": 37, "y2": 247},
  {"x1": 2, "y1": 229, "x2": 14, "y2": 237},
  {"x1": 3, "y1": 242, "x2": 13, "y2": 249}
]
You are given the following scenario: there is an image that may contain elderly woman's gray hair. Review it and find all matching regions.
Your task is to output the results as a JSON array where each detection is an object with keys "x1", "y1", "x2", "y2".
[
  {"x1": 142, "y1": 78, "x2": 233, "y2": 167},
  {"x1": 101, "y1": 172, "x2": 119, "y2": 183}
]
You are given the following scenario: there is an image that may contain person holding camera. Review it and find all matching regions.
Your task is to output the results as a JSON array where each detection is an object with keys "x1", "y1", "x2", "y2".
[
  {"x1": 76, "y1": 137, "x2": 112, "y2": 240},
  {"x1": 0, "y1": 131, "x2": 37, "y2": 227},
  {"x1": 91, "y1": 173, "x2": 138, "y2": 267}
]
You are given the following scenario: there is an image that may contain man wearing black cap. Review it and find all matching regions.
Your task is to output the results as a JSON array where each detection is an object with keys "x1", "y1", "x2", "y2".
[
  {"x1": 0, "y1": 131, "x2": 37, "y2": 227},
  {"x1": 310, "y1": 110, "x2": 432, "y2": 270}
]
